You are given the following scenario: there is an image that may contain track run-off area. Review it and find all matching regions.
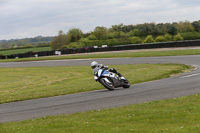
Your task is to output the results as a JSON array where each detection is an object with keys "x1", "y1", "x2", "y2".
[{"x1": 0, "y1": 54, "x2": 200, "y2": 123}]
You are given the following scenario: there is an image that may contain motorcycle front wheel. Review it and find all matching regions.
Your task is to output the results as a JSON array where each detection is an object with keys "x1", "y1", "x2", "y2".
[
  {"x1": 122, "y1": 79, "x2": 130, "y2": 88},
  {"x1": 99, "y1": 78, "x2": 114, "y2": 91}
]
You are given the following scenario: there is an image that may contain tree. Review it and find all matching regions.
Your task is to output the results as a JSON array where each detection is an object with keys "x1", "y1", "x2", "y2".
[
  {"x1": 114, "y1": 31, "x2": 127, "y2": 38},
  {"x1": 121, "y1": 25, "x2": 135, "y2": 33},
  {"x1": 66, "y1": 28, "x2": 83, "y2": 43},
  {"x1": 192, "y1": 20, "x2": 200, "y2": 32},
  {"x1": 107, "y1": 32, "x2": 117, "y2": 39},
  {"x1": 110, "y1": 23, "x2": 124, "y2": 32},
  {"x1": 155, "y1": 23, "x2": 167, "y2": 36},
  {"x1": 128, "y1": 29, "x2": 141, "y2": 37},
  {"x1": 175, "y1": 21, "x2": 194, "y2": 33},
  {"x1": 135, "y1": 23, "x2": 156, "y2": 36},
  {"x1": 92, "y1": 26, "x2": 109, "y2": 40},
  {"x1": 87, "y1": 34, "x2": 97, "y2": 40},
  {"x1": 51, "y1": 30, "x2": 67, "y2": 50},
  {"x1": 166, "y1": 23, "x2": 178, "y2": 35}
]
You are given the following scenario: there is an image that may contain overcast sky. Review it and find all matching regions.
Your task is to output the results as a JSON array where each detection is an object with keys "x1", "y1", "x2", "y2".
[{"x1": 0, "y1": 0, "x2": 200, "y2": 40}]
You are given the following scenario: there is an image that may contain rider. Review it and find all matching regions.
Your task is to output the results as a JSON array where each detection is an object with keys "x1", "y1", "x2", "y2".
[{"x1": 91, "y1": 61, "x2": 124, "y2": 78}]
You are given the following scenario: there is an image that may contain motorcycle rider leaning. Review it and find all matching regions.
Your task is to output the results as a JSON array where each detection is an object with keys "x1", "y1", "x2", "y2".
[{"x1": 91, "y1": 61, "x2": 124, "y2": 79}]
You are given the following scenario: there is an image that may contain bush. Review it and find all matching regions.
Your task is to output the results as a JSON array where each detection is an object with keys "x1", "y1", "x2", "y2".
[
  {"x1": 109, "y1": 38, "x2": 130, "y2": 45},
  {"x1": 23, "y1": 43, "x2": 33, "y2": 48},
  {"x1": 93, "y1": 40, "x2": 107, "y2": 47},
  {"x1": 164, "y1": 34, "x2": 173, "y2": 42},
  {"x1": 143, "y1": 35, "x2": 155, "y2": 43},
  {"x1": 78, "y1": 38, "x2": 92, "y2": 47},
  {"x1": 36, "y1": 43, "x2": 51, "y2": 47},
  {"x1": 174, "y1": 34, "x2": 184, "y2": 41},
  {"x1": 79, "y1": 39, "x2": 107, "y2": 47},
  {"x1": 180, "y1": 32, "x2": 200, "y2": 40},
  {"x1": 130, "y1": 37, "x2": 142, "y2": 44},
  {"x1": 63, "y1": 42, "x2": 79, "y2": 49},
  {"x1": 106, "y1": 39, "x2": 120, "y2": 46},
  {"x1": 155, "y1": 36, "x2": 166, "y2": 42}
]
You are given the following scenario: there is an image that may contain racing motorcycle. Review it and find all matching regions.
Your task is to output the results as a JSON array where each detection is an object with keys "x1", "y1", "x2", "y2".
[{"x1": 93, "y1": 68, "x2": 130, "y2": 90}]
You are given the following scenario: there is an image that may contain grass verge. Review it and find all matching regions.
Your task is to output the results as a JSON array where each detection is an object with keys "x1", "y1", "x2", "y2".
[
  {"x1": 0, "y1": 47, "x2": 51, "y2": 55},
  {"x1": 1, "y1": 48, "x2": 200, "y2": 62},
  {"x1": 0, "y1": 64, "x2": 191, "y2": 104},
  {"x1": 1, "y1": 93, "x2": 199, "y2": 132}
]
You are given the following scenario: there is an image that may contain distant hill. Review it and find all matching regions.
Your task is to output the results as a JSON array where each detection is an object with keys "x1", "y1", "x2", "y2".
[
  {"x1": 0, "y1": 36, "x2": 54, "y2": 49},
  {"x1": 0, "y1": 40, "x2": 7, "y2": 43}
]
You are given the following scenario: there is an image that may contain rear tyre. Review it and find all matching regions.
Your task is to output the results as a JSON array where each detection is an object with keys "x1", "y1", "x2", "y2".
[
  {"x1": 99, "y1": 78, "x2": 114, "y2": 91},
  {"x1": 122, "y1": 79, "x2": 130, "y2": 88}
]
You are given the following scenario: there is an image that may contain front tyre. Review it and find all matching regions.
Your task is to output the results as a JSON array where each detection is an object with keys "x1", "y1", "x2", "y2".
[
  {"x1": 99, "y1": 78, "x2": 114, "y2": 91},
  {"x1": 122, "y1": 79, "x2": 130, "y2": 88}
]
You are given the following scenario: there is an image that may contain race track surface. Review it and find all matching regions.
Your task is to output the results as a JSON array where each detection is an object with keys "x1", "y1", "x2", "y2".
[{"x1": 0, "y1": 55, "x2": 200, "y2": 123}]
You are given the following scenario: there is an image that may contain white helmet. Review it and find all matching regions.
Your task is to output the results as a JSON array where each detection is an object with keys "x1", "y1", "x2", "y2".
[{"x1": 91, "y1": 61, "x2": 98, "y2": 69}]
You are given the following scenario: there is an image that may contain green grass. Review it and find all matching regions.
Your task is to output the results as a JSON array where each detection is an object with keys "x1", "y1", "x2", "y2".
[
  {"x1": 1, "y1": 48, "x2": 200, "y2": 62},
  {"x1": 1, "y1": 93, "x2": 199, "y2": 132},
  {"x1": 0, "y1": 64, "x2": 191, "y2": 104},
  {"x1": 0, "y1": 47, "x2": 51, "y2": 55}
]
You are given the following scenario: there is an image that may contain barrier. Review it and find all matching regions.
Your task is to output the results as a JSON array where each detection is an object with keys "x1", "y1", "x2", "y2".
[
  {"x1": 2, "y1": 39, "x2": 200, "y2": 59},
  {"x1": 0, "y1": 55, "x2": 6, "y2": 59}
]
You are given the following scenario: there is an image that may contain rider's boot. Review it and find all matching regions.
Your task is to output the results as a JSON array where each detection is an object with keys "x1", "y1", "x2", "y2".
[
  {"x1": 116, "y1": 71, "x2": 125, "y2": 80},
  {"x1": 109, "y1": 68, "x2": 125, "y2": 79}
]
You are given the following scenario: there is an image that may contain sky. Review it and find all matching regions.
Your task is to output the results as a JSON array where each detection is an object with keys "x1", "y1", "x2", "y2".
[{"x1": 0, "y1": 0, "x2": 200, "y2": 40}]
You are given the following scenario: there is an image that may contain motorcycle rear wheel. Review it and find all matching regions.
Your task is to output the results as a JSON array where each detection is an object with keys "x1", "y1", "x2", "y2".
[{"x1": 99, "y1": 78, "x2": 115, "y2": 91}]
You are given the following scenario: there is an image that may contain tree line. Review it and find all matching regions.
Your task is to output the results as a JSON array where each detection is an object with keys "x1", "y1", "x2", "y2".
[
  {"x1": 51, "y1": 20, "x2": 200, "y2": 50},
  {"x1": 52, "y1": 20, "x2": 200, "y2": 50}
]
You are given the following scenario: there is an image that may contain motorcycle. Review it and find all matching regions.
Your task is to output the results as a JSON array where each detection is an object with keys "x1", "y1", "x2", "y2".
[{"x1": 93, "y1": 68, "x2": 130, "y2": 90}]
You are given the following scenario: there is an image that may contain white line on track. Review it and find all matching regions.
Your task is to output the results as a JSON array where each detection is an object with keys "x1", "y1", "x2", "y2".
[{"x1": 181, "y1": 73, "x2": 200, "y2": 78}]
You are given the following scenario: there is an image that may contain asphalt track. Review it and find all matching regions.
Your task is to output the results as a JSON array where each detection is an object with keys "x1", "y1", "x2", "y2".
[{"x1": 0, "y1": 55, "x2": 200, "y2": 123}]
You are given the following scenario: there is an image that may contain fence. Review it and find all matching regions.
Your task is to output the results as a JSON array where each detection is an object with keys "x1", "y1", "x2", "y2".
[{"x1": 2, "y1": 39, "x2": 200, "y2": 59}]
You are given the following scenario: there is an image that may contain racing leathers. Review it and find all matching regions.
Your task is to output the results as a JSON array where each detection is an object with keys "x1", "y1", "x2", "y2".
[{"x1": 93, "y1": 64, "x2": 123, "y2": 77}]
